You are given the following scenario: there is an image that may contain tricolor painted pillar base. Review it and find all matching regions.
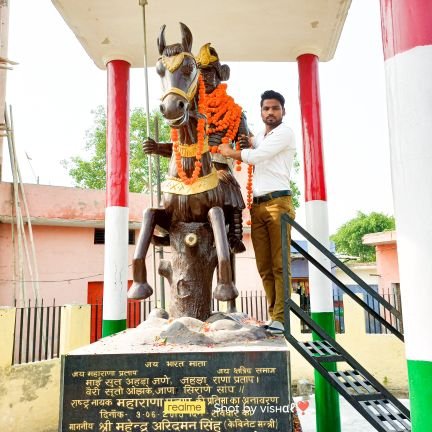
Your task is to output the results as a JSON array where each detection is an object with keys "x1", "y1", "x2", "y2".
[
  {"x1": 311, "y1": 311, "x2": 340, "y2": 432},
  {"x1": 380, "y1": 1, "x2": 432, "y2": 430},
  {"x1": 102, "y1": 60, "x2": 130, "y2": 337},
  {"x1": 298, "y1": 54, "x2": 341, "y2": 432}
]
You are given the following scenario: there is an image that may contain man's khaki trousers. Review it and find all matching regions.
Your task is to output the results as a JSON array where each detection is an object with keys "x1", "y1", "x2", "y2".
[{"x1": 251, "y1": 195, "x2": 295, "y2": 324}]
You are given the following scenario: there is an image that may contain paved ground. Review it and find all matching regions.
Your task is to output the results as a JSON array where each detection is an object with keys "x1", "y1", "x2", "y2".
[{"x1": 294, "y1": 396, "x2": 410, "y2": 432}]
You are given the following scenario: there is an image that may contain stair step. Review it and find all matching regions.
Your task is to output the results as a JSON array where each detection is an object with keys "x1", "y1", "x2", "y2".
[
  {"x1": 328, "y1": 370, "x2": 381, "y2": 397},
  {"x1": 359, "y1": 399, "x2": 411, "y2": 431},
  {"x1": 298, "y1": 340, "x2": 344, "y2": 362}
]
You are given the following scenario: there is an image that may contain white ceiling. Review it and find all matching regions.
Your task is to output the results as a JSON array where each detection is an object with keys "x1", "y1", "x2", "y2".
[{"x1": 52, "y1": 0, "x2": 352, "y2": 69}]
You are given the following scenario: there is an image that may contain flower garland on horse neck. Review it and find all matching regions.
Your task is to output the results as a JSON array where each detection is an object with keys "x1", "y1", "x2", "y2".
[
  {"x1": 170, "y1": 75, "x2": 207, "y2": 186},
  {"x1": 170, "y1": 74, "x2": 254, "y2": 216}
]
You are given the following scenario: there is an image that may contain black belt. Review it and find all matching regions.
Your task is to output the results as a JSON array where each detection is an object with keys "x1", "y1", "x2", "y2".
[{"x1": 253, "y1": 190, "x2": 292, "y2": 204}]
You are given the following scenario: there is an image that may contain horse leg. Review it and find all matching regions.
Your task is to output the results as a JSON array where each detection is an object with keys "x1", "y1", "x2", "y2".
[
  {"x1": 228, "y1": 208, "x2": 246, "y2": 254},
  {"x1": 129, "y1": 208, "x2": 166, "y2": 300},
  {"x1": 208, "y1": 207, "x2": 238, "y2": 301},
  {"x1": 226, "y1": 253, "x2": 238, "y2": 313}
]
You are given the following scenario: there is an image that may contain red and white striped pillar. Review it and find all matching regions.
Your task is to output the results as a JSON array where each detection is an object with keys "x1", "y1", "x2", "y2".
[
  {"x1": 380, "y1": 1, "x2": 432, "y2": 429},
  {"x1": 102, "y1": 60, "x2": 130, "y2": 337},
  {"x1": 297, "y1": 53, "x2": 341, "y2": 432}
]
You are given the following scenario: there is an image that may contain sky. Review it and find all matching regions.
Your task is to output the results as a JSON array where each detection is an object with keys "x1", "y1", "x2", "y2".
[{"x1": 3, "y1": 0, "x2": 394, "y2": 235}]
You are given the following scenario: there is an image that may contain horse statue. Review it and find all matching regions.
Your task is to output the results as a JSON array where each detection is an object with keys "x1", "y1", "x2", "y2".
[{"x1": 128, "y1": 23, "x2": 246, "y2": 320}]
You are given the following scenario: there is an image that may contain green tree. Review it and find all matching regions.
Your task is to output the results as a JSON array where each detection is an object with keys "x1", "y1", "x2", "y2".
[
  {"x1": 331, "y1": 211, "x2": 396, "y2": 262},
  {"x1": 290, "y1": 156, "x2": 301, "y2": 209},
  {"x1": 63, "y1": 105, "x2": 301, "y2": 207},
  {"x1": 62, "y1": 106, "x2": 171, "y2": 192}
]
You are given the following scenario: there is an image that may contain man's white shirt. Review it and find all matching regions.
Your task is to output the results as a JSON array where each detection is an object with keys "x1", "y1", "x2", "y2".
[{"x1": 240, "y1": 122, "x2": 296, "y2": 197}]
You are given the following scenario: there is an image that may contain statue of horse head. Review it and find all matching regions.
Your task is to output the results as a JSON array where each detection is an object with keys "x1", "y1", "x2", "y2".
[{"x1": 156, "y1": 23, "x2": 199, "y2": 129}]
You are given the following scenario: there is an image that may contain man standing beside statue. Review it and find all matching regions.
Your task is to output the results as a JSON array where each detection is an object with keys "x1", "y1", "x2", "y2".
[{"x1": 219, "y1": 90, "x2": 296, "y2": 335}]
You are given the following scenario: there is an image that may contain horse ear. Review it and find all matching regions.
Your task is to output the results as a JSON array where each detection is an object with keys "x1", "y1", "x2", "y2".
[
  {"x1": 179, "y1": 22, "x2": 193, "y2": 53},
  {"x1": 219, "y1": 64, "x2": 230, "y2": 81},
  {"x1": 158, "y1": 24, "x2": 166, "y2": 55}
]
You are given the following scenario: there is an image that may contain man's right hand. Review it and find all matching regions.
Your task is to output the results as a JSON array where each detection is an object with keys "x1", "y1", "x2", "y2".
[
  {"x1": 238, "y1": 134, "x2": 252, "y2": 150},
  {"x1": 143, "y1": 137, "x2": 158, "y2": 155}
]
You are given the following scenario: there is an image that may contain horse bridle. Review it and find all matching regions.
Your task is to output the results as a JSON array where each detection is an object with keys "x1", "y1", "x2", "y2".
[{"x1": 159, "y1": 52, "x2": 200, "y2": 103}]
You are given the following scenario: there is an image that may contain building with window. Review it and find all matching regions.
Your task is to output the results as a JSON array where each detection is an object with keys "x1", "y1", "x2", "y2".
[
  {"x1": 363, "y1": 230, "x2": 403, "y2": 333},
  {"x1": 0, "y1": 182, "x2": 146, "y2": 306}
]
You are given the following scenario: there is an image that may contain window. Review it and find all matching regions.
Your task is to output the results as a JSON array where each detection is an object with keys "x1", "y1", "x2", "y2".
[
  {"x1": 94, "y1": 228, "x2": 105, "y2": 244},
  {"x1": 93, "y1": 229, "x2": 136, "y2": 245},
  {"x1": 128, "y1": 229, "x2": 136, "y2": 245},
  {"x1": 293, "y1": 280, "x2": 311, "y2": 334},
  {"x1": 365, "y1": 283, "x2": 403, "y2": 334},
  {"x1": 293, "y1": 279, "x2": 345, "y2": 334}
]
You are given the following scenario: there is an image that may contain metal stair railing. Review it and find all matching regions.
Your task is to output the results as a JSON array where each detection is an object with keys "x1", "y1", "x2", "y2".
[
  {"x1": 281, "y1": 215, "x2": 411, "y2": 432},
  {"x1": 283, "y1": 299, "x2": 411, "y2": 431},
  {"x1": 282, "y1": 213, "x2": 403, "y2": 341}
]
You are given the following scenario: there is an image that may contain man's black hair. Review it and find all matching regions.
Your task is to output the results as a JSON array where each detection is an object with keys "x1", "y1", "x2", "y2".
[{"x1": 260, "y1": 90, "x2": 285, "y2": 108}]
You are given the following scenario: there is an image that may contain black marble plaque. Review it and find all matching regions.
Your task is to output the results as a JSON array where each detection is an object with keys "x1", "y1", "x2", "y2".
[{"x1": 60, "y1": 350, "x2": 292, "y2": 431}]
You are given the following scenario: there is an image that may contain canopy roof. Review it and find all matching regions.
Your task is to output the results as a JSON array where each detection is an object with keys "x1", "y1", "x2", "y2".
[{"x1": 52, "y1": 0, "x2": 352, "y2": 69}]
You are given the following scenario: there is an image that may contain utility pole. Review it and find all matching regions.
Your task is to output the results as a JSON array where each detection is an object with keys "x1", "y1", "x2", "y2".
[{"x1": 0, "y1": 1, "x2": 10, "y2": 180}]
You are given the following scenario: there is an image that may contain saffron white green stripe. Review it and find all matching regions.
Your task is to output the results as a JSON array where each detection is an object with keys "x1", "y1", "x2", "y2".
[
  {"x1": 298, "y1": 53, "x2": 340, "y2": 432},
  {"x1": 305, "y1": 200, "x2": 340, "y2": 432},
  {"x1": 102, "y1": 206, "x2": 129, "y2": 332},
  {"x1": 407, "y1": 360, "x2": 432, "y2": 430},
  {"x1": 103, "y1": 60, "x2": 130, "y2": 338},
  {"x1": 385, "y1": 46, "x2": 432, "y2": 363},
  {"x1": 102, "y1": 319, "x2": 127, "y2": 337},
  {"x1": 384, "y1": 44, "x2": 432, "y2": 431},
  {"x1": 305, "y1": 200, "x2": 334, "y2": 313}
]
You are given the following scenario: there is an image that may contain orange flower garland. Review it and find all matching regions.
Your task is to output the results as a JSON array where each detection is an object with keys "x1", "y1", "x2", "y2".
[
  {"x1": 204, "y1": 82, "x2": 254, "y2": 223},
  {"x1": 235, "y1": 140, "x2": 242, "y2": 172},
  {"x1": 204, "y1": 83, "x2": 242, "y2": 155},
  {"x1": 170, "y1": 75, "x2": 207, "y2": 185},
  {"x1": 204, "y1": 83, "x2": 254, "y2": 222},
  {"x1": 169, "y1": 76, "x2": 254, "y2": 221},
  {"x1": 246, "y1": 163, "x2": 254, "y2": 225},
  {"x1": 234, "y1": 136, "x2": 254, "y2": 224}
]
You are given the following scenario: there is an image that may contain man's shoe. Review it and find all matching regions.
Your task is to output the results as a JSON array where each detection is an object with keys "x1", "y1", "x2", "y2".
[
  {"x1": 267, "y1": 320, "x2": 284, "y2": 335},
  {"x1": 261, "y1": 319, "x2": 273, "y2": 329}
]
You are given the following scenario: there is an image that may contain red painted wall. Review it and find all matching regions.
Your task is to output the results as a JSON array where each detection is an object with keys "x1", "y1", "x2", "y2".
[{"x1": 0, "y1": 223, "x2": 140, "y2": 305}]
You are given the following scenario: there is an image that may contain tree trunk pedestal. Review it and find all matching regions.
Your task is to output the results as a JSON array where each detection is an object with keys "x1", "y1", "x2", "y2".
[{"x1": 159, "y1": 221, "x2": 218, "y2": 321}]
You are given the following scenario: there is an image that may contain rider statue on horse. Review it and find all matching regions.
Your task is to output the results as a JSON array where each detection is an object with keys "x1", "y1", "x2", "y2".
[{"x1": 128, "y1": 23, "x2": 249, "y2": 320}]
